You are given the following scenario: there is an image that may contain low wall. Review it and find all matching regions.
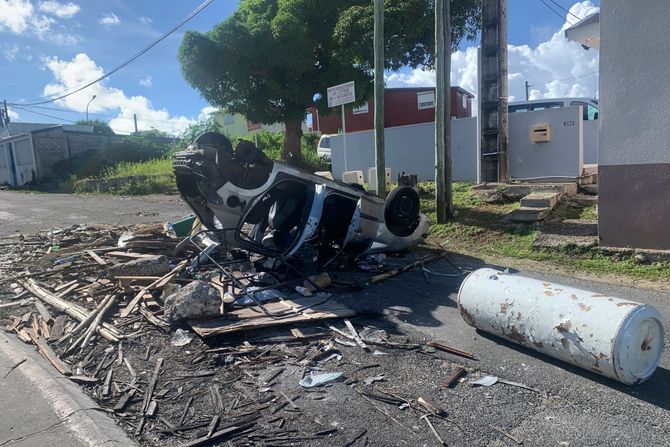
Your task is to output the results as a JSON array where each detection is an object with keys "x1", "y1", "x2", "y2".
[
  {"x1": 330, "y1": 117, "x2": 478, "y2": 182},
  {"x1": 507, "y1": 106, "x2": 583, "y2": 180}
]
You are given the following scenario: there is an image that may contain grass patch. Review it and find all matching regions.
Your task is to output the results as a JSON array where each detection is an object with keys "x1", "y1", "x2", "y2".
[
  {"x1": 422, "y1": 182, "x2": 670, "y2": 281},
  {"x1": 100, "y1": 158, "x2": 173, "y2": 178}
]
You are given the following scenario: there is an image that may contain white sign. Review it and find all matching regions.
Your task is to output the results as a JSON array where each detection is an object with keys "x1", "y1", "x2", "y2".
[
  {"x1": 327, "y1": 81, "x2": 355, "y2": 108},
  {"x1": 352, "y1": 101, "x2": 369, "y2": 115}
]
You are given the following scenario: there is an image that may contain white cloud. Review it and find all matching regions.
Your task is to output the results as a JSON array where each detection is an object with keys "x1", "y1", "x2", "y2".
[
  {"x1": 386, "y1": 1, "x2": 600, "y2": 111},
  {"x1": 99, "y1": 13, "x2": 120, "y2": 26},
  {"x1": 7, "y1": 109, "x2": 19, "y2": 120},
  {"x1": 198, "y1": 106, "x2": 217, "y2": 121},
  {"x1": 39, "y1": 53, "x2": 198, "y2": 134},
  {"x1": 138, "y1": 75, "x2": 152, "y2": 88},
  {"x1": 2, "y1": 43, "x2": 20, "y2": 61},
  {"x1": 139, "y1": 16, "x2": 153, "y2": 25},
  {"x1": 0, "y1": 0, "x2": 79, "y2": 45},
  {"x1": 0, "y1": 0, "x2": 34, "y2": 34},
  {"x1": 38, "y1": 1, "x2": 80, "y2": 19}
]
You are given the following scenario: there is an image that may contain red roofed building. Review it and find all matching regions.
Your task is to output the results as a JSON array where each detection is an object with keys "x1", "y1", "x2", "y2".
[{"x1": 308, "y1": 86, "x2": 474, "y2": 134}]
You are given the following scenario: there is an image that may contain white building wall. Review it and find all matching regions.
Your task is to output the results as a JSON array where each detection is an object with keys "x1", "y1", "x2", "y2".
[{"x1": 330, "y1": 117, "x2": 478, "y2": 183}]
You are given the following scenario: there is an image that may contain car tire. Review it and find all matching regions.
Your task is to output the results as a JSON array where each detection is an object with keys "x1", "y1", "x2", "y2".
[{"x1": 384, "y1": 186, "x2": 420, "y2": 237}]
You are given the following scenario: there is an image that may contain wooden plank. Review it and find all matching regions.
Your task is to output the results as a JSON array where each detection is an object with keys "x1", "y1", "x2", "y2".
[
  {"x1": 106, "y1": 251, "x2": 158, "y2": 259},
  {"x1": 86, "y1": 250, "x2": 108, "y2": 266},
  {"x1": 28, "y1": 332, "x2": 72, "y2": 376},
  {"x1": 22, "y1": 279, "x2": 121, "y2": 342},
  {"x1": 56, "y1": 282, "x2": 80, "y2": 298},
  {"x1": 49, "y1": 315, "x2": 68, "y2": 341},
  {"x1": 189, "y1": 297, "x2": 355, "y2": 338},
  {"x1": 54, "y1": 279, "x2": 77, "y2": 292},
  {"x1": 142, "y1": 358, "x2": 164, "y2": 414},
  {"x1": 34, "y1": 301, "x2": 53, "y2": 324},
  {"x1": 120, "y1": 260, "x2": 187, "y2": 318}
]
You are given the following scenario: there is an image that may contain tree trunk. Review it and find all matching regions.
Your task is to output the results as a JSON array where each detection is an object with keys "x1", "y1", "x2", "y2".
[{"x1": 282, "y1": 119, "x2": 303, "y2": 160}]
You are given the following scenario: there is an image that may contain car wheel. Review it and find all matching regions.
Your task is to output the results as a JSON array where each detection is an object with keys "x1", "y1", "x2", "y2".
[{"x1": 384, "y1": 186, "x2": 420, "y2": 237}]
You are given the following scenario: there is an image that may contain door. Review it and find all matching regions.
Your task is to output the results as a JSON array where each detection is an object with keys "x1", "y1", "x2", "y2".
[{"x1": 0, "y1": 144, "x2": 14, "y2": 185}]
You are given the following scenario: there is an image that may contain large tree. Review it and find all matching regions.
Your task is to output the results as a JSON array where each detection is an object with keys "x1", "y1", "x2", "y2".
[{"x1": 179, "y1": 0, "x2": 479, "y2": 159}]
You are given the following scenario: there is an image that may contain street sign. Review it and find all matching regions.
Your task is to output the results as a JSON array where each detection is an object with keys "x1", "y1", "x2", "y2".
[
  {"x1": 327, "y1": 81, "x2": 355, "y2": 108},
  {"x1": 247, "y1": 121, "x2": 262, "y2": 132}
]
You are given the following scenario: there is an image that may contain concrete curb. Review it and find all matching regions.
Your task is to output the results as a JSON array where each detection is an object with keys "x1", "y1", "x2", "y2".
[{"x1": 0, "y1": 330, "x2": 137, "y2": 447}]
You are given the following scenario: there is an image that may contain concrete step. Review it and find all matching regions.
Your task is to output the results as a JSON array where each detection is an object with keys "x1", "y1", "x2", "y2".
[
  {"x1": 473, "y1": 182, "x2": 578, "y2": 199},
  {"x1": 507, "y1": 206, "x2": 551, "y2": 223},
  {"x1": 520, "y1": 191, "x2": 561, "y2": 208},
  {"x1": 567, "y1": 193, "x2": 598, "y2": 207}
]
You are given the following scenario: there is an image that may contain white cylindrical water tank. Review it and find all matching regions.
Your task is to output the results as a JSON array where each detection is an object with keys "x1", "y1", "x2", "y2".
[{"x1": 457, "y1": 268, "x2": 665, "y2": 385}]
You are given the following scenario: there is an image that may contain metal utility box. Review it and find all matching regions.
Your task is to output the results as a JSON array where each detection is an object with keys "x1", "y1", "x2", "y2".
[{"x1": 532, "y1": 123, "x2": 551, "y2": 143}]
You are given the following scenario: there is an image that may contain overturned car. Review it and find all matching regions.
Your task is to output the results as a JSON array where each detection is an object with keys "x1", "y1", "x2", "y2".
[{"x1": 173, "y1": 132, "x2": 429, "y2": 266}]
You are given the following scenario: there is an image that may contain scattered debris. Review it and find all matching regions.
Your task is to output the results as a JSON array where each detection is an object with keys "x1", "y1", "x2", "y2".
[
  {"x1": 0, "y1": 206, "x2": 473, "y2": 446},
  {"x1": 170, "y1": 328, "x2": 194, "y2": 346},
  {"x1": 299, "y1": 372, "x2": 345, "y2": 388},
  {"x1": 469, "y1": 375, "x2": 499, "y2": 387},
  {"x1": 443, "y1": 367, "x2": 467, "y2": 388},
  {"x1": 163, "y1": 280, "x2": 222, "y2": 323},
  {"x1": 427, "y1": 340, "x2": 476, "y2": 360}
]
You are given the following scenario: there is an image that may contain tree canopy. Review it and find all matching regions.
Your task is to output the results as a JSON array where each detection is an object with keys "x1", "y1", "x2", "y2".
[{"x1": 179, "y1": 0, "x2": 479, "y2": 158}]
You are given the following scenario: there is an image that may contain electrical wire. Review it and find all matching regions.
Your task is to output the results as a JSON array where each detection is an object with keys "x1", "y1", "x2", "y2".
[
  {"x1": 527, "y1": 71, "x2": 598, "y2": 88},
  {"x1": 9, "y1": 104, "x2": 76, "y2": 123},
  {"x1": 546, "y1": 0, "x2": 583, "y2": 22},
  {"x1": 8, "y1": 0, "x2": 214, "y2": 107},
  {"x1": 9, "y1": 104, "x2": 136, "y2": 134},
  {"x1": 537, "y1": 0, "x2": 575, "y2": 26}
]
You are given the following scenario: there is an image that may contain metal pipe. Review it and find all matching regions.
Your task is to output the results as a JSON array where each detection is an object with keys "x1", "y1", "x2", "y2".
[{"x1": 457, "y1": 268, "x2": 665, "y2": 385}]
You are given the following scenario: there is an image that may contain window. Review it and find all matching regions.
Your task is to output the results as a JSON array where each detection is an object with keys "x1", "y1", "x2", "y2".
[
  {"x1": 461, "y1": 93, "x2": 468, "y2": 109},
  {"x1": 417, "y1": 91, "x2": 435, "y2": 110},
  {"x1": 508, "y1": 104, "x2": 530, "y2": 113},
  {"x1": 530, "y1": 102, "x2": 562, "y2": 111},
  {"x1": 352, "y1": 102, "x2": 369, "y2": 115},
  {"x1": 570, "y1": 101, "x2": 599, "y2": 120},
  {"x1": 319, "y1": 136, "x2": 331, "y2": 149},
  {"x1": 223, "y1": 114, "x2": 234, "y2": 125}
]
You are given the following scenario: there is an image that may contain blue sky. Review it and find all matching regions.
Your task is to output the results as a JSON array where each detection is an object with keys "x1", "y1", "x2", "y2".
[{"x1": 1, "y1": 0, "x2": 599, "y2": 134}]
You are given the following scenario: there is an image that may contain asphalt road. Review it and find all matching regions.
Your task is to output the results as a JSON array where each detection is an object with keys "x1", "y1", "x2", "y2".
[
  {"x1": 0, "y1": 191, "x2": 189, "y2": 237},
  {"x1": 1, "y1": 190, "x2": 669, "y2": 446},
  {"x1": 343, "y1": 256, "x2": 670, "y2": 446}
]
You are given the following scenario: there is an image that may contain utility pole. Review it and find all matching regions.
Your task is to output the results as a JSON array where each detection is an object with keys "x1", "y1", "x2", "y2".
[
  {"x1": 373, "y1": 0, "x2": 386, "y2": 197},
  {"x1": 435, "y1": 0, "x2": 452, "y2": 222},
  {"x1": 133, "y1": 113, "x2": 139, "y2": 134},
  {"x1": 479, "y1": 0, "x2": 509, "y2": 182},
  {"x1": 525, "y1": 80, "x2": 530, "y2": 101}
]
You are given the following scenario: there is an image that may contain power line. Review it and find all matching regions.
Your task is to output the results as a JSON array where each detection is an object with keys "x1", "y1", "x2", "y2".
[
  {"x1": 537, "y1": 0, "x2": 575, "y2": 26},
  {"x1": 546, "y1": 0, "x2": 583, "y2": 22},
  {"x1": 527, "y1": 71, "x2": 598, "y2": 87},
  {"x1": 8, "y1": 0, "x2": 214, "y2": 107},
  {"x1": 9, "y1": 104, "x2": 76, "y2": 123},
  {"x1": 9, "y1": 105, "x2": 134, "y2": 134}
]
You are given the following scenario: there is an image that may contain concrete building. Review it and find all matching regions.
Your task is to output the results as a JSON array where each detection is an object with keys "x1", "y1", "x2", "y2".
[
  {"x1": 568, "y1": 1, "x2": 670, "y2": 250},
  {"x1": 311, "y1": 86, "x2": 474, "y2": 134},
  {"x1": 0, "y1": 123, "x2": 117, "y2": 186},
  {"x1": 598, "y1": 0, "x2": 670, "y2": 250}
]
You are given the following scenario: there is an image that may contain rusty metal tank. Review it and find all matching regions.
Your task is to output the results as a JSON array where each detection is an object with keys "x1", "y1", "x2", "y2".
[{"x1": 457, "y1": 268, "x2": 665, "y2": 385}]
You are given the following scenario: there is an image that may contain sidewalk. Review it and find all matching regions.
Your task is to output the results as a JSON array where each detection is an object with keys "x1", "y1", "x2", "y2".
[{"x1": 0, "y1": 331, "x2": 135, "y2": 447}]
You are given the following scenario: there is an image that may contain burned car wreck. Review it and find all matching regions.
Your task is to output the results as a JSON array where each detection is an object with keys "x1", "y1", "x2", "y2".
[{"x1": 173, "y1": 132, "x2": 429, "y2": 267}]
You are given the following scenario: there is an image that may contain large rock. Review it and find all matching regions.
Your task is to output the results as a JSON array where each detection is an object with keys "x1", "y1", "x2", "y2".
[
  {"x1": 164, "y1": 280, "x2": 222, "y2": 323},
  {"x1": 108, "y1": 255, "x2": 171, "y2": 277}
]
